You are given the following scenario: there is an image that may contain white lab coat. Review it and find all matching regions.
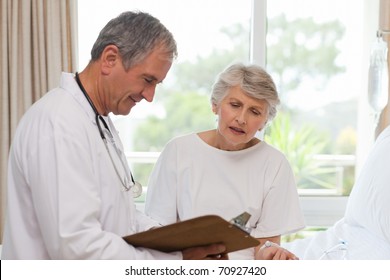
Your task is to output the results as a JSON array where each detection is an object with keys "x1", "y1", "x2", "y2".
[{"x1": 1, "y1": 72, "x2": 181, "y2": 260}]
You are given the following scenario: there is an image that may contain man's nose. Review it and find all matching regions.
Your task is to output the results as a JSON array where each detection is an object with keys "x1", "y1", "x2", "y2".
[{"x1": 142, "y1": 86, "x2": 156, "y2": 102}]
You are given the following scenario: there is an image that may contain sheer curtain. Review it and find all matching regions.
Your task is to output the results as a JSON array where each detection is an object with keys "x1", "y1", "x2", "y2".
[
  {"x1": 0, "y1": 0, "x2": 78, "y2": 242},
  {"x1": 377, "y1": 0, "x2": 390, "y2": 134}
]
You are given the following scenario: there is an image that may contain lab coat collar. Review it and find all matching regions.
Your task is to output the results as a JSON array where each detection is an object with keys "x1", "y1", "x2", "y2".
[{"x1": 59, "y1": 72, "x2": 97, "y2": 125}]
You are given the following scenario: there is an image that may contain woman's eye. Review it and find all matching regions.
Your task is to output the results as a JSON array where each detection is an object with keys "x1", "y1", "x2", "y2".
[{"x1": 230, "y1": 103, "x2": 240, "y2": 107}]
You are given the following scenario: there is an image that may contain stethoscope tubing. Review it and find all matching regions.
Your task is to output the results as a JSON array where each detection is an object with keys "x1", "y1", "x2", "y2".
[{"x1": 75, "y1": 72, "x2": 141, "y2": 195}]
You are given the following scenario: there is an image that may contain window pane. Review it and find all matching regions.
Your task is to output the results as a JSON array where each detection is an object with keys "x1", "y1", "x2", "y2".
[{"x1": 266, "y1": 0, "x2": 364, "y2": 195}]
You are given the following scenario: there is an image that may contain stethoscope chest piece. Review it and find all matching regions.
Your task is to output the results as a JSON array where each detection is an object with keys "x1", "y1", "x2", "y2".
[{"x1": 131, "y1": 181, "x2": 143, "y2": 198}]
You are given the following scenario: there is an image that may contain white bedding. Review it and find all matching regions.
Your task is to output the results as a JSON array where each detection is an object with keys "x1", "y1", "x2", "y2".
[
  {"x1": 283, "y1": 125, "x2": 390, "y2": 260},
  {"x1": 283, "y1": 218, "x2": 390, "y2": 260}
]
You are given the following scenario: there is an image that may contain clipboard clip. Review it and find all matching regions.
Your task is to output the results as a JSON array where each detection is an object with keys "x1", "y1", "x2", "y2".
[{"x1": 230, "y1": 212, "x2": 252, "y2": 234}]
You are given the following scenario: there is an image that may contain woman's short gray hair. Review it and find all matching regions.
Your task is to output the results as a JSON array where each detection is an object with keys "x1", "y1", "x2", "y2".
[
  {"x1": 211, "y1": 63, "x2": 280, "y2": 120},
  {"x1": 91, "y1": 11, "x2": 177, "y2": 70}
]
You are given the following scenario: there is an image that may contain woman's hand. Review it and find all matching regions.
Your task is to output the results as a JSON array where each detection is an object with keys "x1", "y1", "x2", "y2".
[{"x1": 255, "y1": 242, "x2": 298, "y2": 260}]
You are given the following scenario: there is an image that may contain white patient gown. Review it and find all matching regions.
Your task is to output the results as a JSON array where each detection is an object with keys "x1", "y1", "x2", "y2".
[{"x1": 146, "y1": 133, "x2": 305, "y2": 259}]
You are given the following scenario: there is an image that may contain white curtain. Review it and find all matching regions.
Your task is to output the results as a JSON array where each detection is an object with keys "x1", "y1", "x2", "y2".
[
  {"x1": 377, "y1": 0, "x2": 390, "y2": 135},
  {"x1": 0, "y1": 0, "x2": 78, "y2": 242}
]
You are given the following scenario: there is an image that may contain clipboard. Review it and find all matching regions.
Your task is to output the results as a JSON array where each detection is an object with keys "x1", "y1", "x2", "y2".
[{"x1": 123, "y1": 214, "x2": 259, "y2": 253}]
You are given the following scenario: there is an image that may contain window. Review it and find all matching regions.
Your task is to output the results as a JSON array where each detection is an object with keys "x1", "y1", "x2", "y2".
[
  {"x1": 266, "y1": 0, "x2": 364, "y2": 196},
  {"x1": 265, "y1": 0, "x2": 378, "y2": 228},
  {"x1": 78, "y1": 0, "x2": 378, "y2": 227}
]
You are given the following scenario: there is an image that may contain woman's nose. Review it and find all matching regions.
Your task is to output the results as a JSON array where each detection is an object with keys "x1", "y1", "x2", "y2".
[{"x1": 236, "y1": 112, "x2": 247, "y2": 125}]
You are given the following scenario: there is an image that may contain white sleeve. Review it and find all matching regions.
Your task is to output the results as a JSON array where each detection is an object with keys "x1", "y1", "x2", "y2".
[
  {"x1": 251, "y1": 157, "x2": 305, "y2": 237},
  {"x1": 135, "y1": 210, "x2": 161, "y2": 231},
  {"x1": 145, "y1": 141, "x2": 178, "y2": 225}
]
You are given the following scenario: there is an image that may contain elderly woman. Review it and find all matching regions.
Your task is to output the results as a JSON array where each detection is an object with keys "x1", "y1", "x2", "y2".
[{"x1": 145, "y1": 63, "x2": 305, "y2": 260}]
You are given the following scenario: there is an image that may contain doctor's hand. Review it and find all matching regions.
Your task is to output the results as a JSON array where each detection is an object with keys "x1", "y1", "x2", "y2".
[
  {"x1": 182, "y1": 244, "x2": 229, "y2": 260},
  {"x1": 255, "y1": 241, "x2": 298, "y2": 260}
]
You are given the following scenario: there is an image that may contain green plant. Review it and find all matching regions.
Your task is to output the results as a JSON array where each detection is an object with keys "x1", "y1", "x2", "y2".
[
  {"x1": 282, "y1": 226, "x2": 328, "y2": 242},
  {"x1": 265, "y1": 112, "x2": 335, "y2": 189}
]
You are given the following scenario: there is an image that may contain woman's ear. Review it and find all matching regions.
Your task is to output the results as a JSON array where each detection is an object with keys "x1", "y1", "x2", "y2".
[
  {"x1": 259, "y1": 119, "x2": 269, "y2": 131},
  {"x1": 212, "y1": 103, "x2": 218, "y2": 114},
  {"x1": 101, "y1": 45, "x2": 120, "y2": 74}
]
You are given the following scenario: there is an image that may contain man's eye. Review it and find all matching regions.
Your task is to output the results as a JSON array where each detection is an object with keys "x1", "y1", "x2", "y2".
[{"x1": 144, "y1": 78, "x2": 153, "y2": 84}]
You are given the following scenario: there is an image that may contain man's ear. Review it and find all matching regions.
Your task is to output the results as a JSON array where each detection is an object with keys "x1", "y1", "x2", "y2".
[{"x1": 101, "y1": 45, "x2": 120, "y2": 74}]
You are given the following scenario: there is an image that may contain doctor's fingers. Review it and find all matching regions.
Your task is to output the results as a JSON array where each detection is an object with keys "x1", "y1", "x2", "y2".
[
  {"x1": 182, "y1": 243, "x2": 227, "y2": 260},
  {"x1": 205, "y1": 252, "x2": 229, "y2": 260}
]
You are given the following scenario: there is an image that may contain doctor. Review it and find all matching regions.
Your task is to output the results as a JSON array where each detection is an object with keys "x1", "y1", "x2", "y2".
[{"x1": 1, "y1": 11, "x2": 227, "y2": 260}]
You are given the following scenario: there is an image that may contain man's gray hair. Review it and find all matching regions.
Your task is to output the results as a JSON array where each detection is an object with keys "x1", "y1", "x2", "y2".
[{"x1": 91, "y1": 11, "x2": 177, "y2": 70}]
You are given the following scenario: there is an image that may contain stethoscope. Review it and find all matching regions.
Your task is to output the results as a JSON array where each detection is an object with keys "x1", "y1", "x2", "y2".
[{"x1": 75, "y1": 72, "x2": 142, "y2": 198}]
